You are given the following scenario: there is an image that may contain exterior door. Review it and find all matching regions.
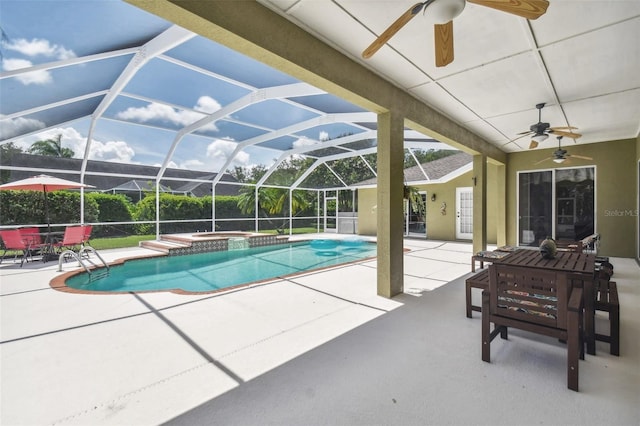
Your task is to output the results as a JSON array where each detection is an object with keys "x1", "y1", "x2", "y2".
[
  {"x1": 324, "y1": 195, "x2": 337, "y2": 233},
  {"x1": 405, "y1": 192, "x2": 427, "y2": 237},
  {"x1": 456, "y1": 187, "x2": 473, "y2": 240}
]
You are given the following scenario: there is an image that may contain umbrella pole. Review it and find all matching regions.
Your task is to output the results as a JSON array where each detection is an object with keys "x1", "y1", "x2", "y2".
[{"x1": 43, "y1": 188, "x2": 51, "y2": 234}]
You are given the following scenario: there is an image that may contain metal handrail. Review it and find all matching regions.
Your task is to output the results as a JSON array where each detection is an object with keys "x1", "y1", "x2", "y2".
[{"x1": 57, "y1": 246, "x2": 110, "y2": 276}]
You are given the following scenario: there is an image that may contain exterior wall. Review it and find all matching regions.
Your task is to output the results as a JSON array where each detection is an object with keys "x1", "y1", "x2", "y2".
[
  {"x1": 637, "y1": 133, "x2": 640, "y2": 262},
  {"x1": 506, "y1": 138, "x2": 637, "y2": 258},
  {"x1": 357, "y1": 164, "x2": 500, "y2": 244}
]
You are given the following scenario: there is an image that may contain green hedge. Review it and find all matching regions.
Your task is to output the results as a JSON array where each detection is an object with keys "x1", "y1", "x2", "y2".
[
  {"x1": 132, "y1": 194, "x2": 248, "y2": 233},
  {"x1": 0, "y1": 191, "x2": 310, "y2": 236},
  {"x1": 85, "y1": 192, "x2": 134, "y2": 237},
  {"x1": 0, "y1": 190, "x2": 99, "y2": 227}
]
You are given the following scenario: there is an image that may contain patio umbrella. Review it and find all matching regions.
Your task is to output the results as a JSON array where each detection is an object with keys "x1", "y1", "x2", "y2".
[{"x1": 0, "y1": 174, "x2": 94, "y2": 232}]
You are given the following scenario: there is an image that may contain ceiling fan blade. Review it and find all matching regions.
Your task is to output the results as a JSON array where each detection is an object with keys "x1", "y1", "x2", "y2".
[
  {"x1": 362, "y1": 2, "x2": 425, "y2": 59},
  {"x1": 534, "y1": 157, "x2": 550, "y2": 165},
  {"x1": 529, "y1": 140, "x2": 539, "y2": 149},
  {"x1": 549, "y1": 126, "x2": 578, "y2": 131},
  {"x1": 434, "y1": 21, "x2": 454, "y2": 67},
  {"x1": 550, "y1": 130, "x2": 582, "y2": 139},
  {"x1": 517, "y1": 130, "x2": 533, "y2": 135},
  {"x1": 568, "y1": 154, "x2": 593, "y2": 161},
  {"x1": 467, "y1": 0, "x2": 549, "y2": 20}
]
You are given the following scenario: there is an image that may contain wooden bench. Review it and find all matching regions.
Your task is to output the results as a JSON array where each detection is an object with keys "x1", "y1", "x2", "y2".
[
  {"x1": 594, "y1": 279, "x2": 620, "y2": 356},
  {"x1": 482, "y1": 264, "x2": 584, "y2": 391},
  {"x1": 465, "y1": 269, "x2": 489, "y2": 318},
  {"x1": 566, "y1": 274, "x2": 620, "y2": 356}
]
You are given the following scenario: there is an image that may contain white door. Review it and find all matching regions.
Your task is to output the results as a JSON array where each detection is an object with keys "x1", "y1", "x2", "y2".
[
  {"x1": 456, "y1": 187, "x2": 473, "y2": 240},
  {"x1": 324, "y1": 195, "x2": 337, "y2": 233}
]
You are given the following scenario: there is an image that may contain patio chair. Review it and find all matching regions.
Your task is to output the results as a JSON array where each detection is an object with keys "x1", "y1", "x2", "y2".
[
  {"x1": 482, "y1": 264, "x2": 584, "y2": 391},
  {"x1": 19, "y1": 227, "x2": 44, "y2": 255},
  {"x1": 52, "y1": 226, "x2": 86, "y2": 259},
  {"x1": 81, "y1": 224, "x2": 93, "y2": 247},
  {"x1": 0, "y1": 229, "x2": 40, "y2": 267}
]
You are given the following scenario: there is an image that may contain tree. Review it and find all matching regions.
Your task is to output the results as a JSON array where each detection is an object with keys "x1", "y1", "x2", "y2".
[
  {"x1": 230, "y1": 164, "x2": 267, "y2": 183},
  {"x1": 0, "y1": 142, "x2": 24, "y2": 183},
  {"x1": 28, "y1": 134, "x2": 74, "y2": 158}
]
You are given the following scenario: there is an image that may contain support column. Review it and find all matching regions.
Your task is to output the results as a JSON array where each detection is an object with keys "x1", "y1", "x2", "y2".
[
  {"x1": 472, "y1": 154, "x2": 487, "y2": 255},
  {"x1": 377, "y1": 111, "x2": 405, "y2": 298},
  {"x1": 495, "y1": 164, "x2": 507, "y2": 247}
]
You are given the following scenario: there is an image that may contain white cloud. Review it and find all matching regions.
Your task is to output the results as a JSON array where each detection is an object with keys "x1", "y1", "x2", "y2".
[
  {"x1": 12, "y1": 127, "x2": 136, "y2": 163},
  {"x1": 1, "y1": 38, "x2": 75, "y2": 86},
  {"x1": 206, "y1": 139, "x2": 250, "y2": 171},
  {"x1": 159, "y1": 160, "x2": 179, "y2": 169},
  {"x1": 194, "y1": 96, "x2": 222, "y2": 114},
  {"x1": 3, "y1": 38, "x2": 76, "y2": 60},
  {"x1": 180, "y1": 159, "x2": 206, "y2": 169},
  {"x1": 89, "y1": 140, "x2": 136, "y2": 162},
  {"x1": 292, "y1": 137, "x2": 319, "y2": 148},
  {"x1": 2, "y1": 58, "x2": 52, "y2": 85},
  {"x1": 0, "y1": 115, "x2": 47, "y2": 139},
  {"x1": 319, "y1": 131, "x2": 329, "y2": 141},
  {"x1": 115, "y1": 97, "x2": 221, "y2": 131}
]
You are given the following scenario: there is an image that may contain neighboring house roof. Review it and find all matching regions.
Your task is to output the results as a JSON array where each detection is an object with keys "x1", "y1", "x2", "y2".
[
  {"x1": 354, "y1": 152, "x2": 473, "y2": 186},
  {"x1": 107, "y1": 180, "x2": 173, "y2": 193},
  {"x1": 3, "y1": 154, "x2": 240, "y2": 196}
]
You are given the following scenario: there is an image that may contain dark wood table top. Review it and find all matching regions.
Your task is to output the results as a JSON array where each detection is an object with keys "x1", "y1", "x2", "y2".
[{"x1": 493, "y1": 249, "x2": 596, "y2": 275}]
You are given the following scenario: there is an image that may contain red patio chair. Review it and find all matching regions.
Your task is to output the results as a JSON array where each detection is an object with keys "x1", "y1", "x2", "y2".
[
  {"x1": 52, "y1": 226, "x2": 86, "y2": 257},
  {"x1": 0, "y1": 229, "x2": 38, "y2": 267},
  {"x1": 81, "y1": 224, "x2": 93, "y2": 247},
  {"x1": 19, "y1": 227, "x2": 44, "y2": 251}
]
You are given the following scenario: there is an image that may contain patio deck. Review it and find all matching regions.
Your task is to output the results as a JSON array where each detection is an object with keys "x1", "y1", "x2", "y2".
[{"x1": 1, "y1": 237, "x2": 638, "y2": 425}]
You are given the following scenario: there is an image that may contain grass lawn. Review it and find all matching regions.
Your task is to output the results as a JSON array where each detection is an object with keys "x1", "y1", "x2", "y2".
[
  {"x1": 88, "y1": 227, "x2": 319, "y2": 250},
  {"x1": 1, "y1": 228, "x2": 322, "y2": 258}
]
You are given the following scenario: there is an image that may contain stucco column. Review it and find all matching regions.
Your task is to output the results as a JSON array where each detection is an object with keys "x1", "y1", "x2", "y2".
[
  {"x1": 472, "y1": 154, "x2": 487, "y2": 254},
  {"x1": 377, "y1": 111, "x2": 404, "y2": 298},
  {"x1": 495, "y1": 163, "x2": 507, "y2": 247}
]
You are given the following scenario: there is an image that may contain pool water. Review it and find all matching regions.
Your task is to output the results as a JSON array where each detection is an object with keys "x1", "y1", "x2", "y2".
[{"x1": 65, "y1": 240, "x2": 376, "y2": 293}]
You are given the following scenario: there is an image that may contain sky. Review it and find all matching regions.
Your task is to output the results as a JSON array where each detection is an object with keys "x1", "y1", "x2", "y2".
[{"x1": 0, "y1": 0, "x2": 382, "y2": 175}]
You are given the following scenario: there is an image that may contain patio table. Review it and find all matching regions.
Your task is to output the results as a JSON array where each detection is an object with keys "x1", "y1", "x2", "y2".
[{"x1": 33, "y1": 231, "x2": 64, "y2": 262}]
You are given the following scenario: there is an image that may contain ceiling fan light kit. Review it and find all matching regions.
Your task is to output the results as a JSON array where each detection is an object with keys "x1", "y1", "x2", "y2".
[
  {"x1": 532, "y1": 133, "x2": 549, "y2": 144},
  {"x1": 430, "y1": 0, "x2": 466, "y2": 24},
  {"x1": 516, "y1": 103, "x2": 582, "y2": 150},
  {"x1": 535, "y1": 135, "x2": 593, "y2": 165},
  {"x1": 362, "y1": 0, "x2": 549, "y2": 66}
]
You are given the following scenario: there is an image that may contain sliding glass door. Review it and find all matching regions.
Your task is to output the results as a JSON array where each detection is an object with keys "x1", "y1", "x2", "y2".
[
  {"x1": 518, "y1": 171, "x2": 552, "y2": 247},
  {"x1": 555, "y1": 168, "x2": 595, "y2": 240},
  {"x1": 518, "y1": 167, "x2": 595, "y2": 247}
]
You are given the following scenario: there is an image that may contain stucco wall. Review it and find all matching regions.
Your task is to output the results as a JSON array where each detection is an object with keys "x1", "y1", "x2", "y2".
[
  {"x1": 357, "y1": 164, "x2": 500, "y2": 244},
  {"x1": 636, "y1": 133, "x2": 640, "y2": 262},
  {"x1": 506, "y1": 138, "x2": 637, "y2": 258}
]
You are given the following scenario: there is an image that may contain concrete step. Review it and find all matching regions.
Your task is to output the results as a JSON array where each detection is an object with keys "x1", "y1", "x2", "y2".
[{"x1": 139, "y1": 239, "x2": 190, "y2": 254}]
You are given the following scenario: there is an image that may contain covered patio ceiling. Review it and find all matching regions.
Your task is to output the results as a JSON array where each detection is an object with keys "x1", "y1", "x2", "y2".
[
  {"x1": 255, "y1": 0, "x2": 640, "y2": 151},
  {"x1": 0, "y1": 0, "x2": 456, "y2": 191}
]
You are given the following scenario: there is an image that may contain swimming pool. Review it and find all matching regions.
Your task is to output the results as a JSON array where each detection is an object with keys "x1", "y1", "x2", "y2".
[{"x1": 61, "y1": 239, "x2": 376, "y2": 294}]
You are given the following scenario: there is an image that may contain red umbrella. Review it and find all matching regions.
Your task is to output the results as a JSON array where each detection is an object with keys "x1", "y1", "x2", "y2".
[{"x1": 0, "y1": 174, "x2": 94, "y2": 231}]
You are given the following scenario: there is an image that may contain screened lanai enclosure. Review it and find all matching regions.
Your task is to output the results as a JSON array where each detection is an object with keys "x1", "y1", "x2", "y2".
[{"x1": 0, "y1": 0, "x2": 462, "y2": 238}]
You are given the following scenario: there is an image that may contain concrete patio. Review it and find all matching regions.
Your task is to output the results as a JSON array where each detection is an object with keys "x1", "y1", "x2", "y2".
[{"x1": 1, "y1": 237, "x2": 638, "y2": 425}]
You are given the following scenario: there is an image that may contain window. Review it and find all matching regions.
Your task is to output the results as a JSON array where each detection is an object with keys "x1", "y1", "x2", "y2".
[{"x1": 518, "y1": 167, "x2": 595, "y2": 247}]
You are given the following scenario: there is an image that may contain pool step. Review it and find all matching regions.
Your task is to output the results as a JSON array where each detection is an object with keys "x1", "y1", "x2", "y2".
[{"x1": 139, "y1": 239, "x2": 191, "y2": 254}]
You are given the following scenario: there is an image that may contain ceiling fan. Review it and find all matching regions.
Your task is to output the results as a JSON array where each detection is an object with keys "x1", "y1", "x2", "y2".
[
  {"x1": 517, "y1": 103, "x2": 582, "y2": 149},
  {"x1": 535, "y1": 136, "x2": 592, "y2": 165},
  {"x1": 361, "y1": 0, "x2": 549, "y2": 67}
]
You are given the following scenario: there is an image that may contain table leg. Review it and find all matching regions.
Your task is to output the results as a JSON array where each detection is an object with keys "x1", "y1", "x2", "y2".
[{"x1": 584, "y1": 279, "x2": 596, "y2": 355}]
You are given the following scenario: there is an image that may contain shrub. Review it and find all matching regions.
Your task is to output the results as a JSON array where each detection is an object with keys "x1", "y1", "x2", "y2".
[{"x1": 0, "y1": 190, "x2": 98, "y2": 227}]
